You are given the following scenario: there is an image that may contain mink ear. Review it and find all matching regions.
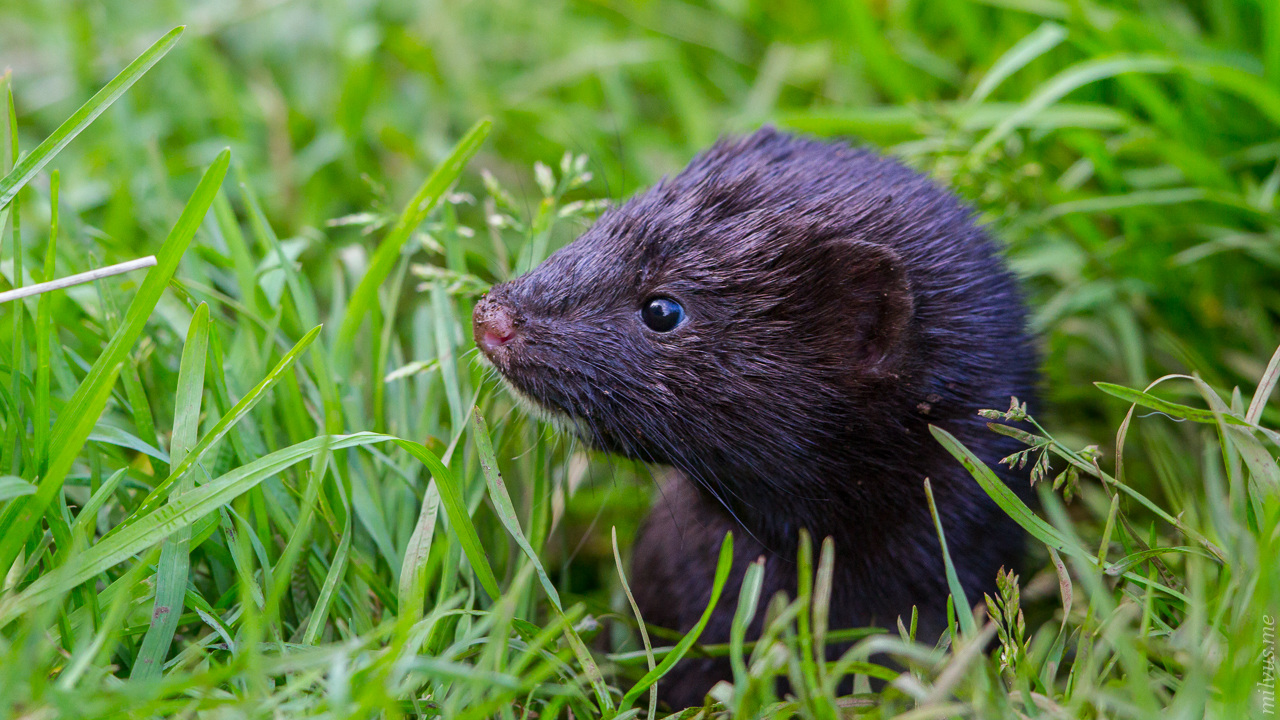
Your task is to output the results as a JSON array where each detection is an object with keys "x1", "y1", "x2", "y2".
[{"x1": 808, "y1": 239, "x2": 914, "y2": 378}]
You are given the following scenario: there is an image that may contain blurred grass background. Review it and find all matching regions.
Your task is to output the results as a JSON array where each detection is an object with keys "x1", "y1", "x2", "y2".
[
  {"x1": 5, "y1": 0, "x2": 1279, "y2": 429},
  {"x1": 1, "y1": 0, "x2": 1279, "y2": 716}
]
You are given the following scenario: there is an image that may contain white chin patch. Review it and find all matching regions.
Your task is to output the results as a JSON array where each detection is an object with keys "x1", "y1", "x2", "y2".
[
  {"x1": 474, "y1": 353, "x2": 591, "y2": 439},
  {"x1": 496, "y1": 374, "x2": 590, "y2": 440}
]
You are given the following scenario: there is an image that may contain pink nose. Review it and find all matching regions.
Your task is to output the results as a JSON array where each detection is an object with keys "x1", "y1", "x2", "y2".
[{"x1": 473, "y1": 295, "x2": 519, "y2": 355}]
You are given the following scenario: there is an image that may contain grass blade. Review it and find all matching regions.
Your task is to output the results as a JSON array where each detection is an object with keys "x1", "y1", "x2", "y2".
[
  {"x1": 0, "y1": 432, "x2": 392, "y2": 626},
  {"x1": 55, "y1": 546, "x2": 160, "y2": 690},
  {"x1": 390, "y1": 438, "x2": 501, "y2": 601},
  {"x1": 930, "y1": 424, "x2": 1083, "y2": 559},
  {"x1": 924, "y1": 478, "x2": 976, "y2": 636},
  {"x1": 335, "y1": 118, "x2": 491, "y2": 363},
  {"x1": 969, "y1": 22, "x2": 1067, "y2": 104},
  {"x1": 969, "y1": 56, "x2": 1173, "y2": 160},
  {"x1": 113, "y1": 323, "x2": 323, "y2": 536},
  {"x1": 432, "y1": 282, "x2": 465, "y2": 431},
  {"x1": 0, "y1": 27, "x2": 184, "y2": 211},
  {"x1": 131, "y1": 303, "x2": 208, "y2": 680},
  {"x1": 614, "y1": 526, "x2": 659, "y2": 719},
  {"x1": 470, "y1": 410, "x2": 559, "y2": 609},
  {"x1": 6, "y1": 77, "x2": 24, "y2": 483},
  {"x1": 1247, "y1": 343, "x2": 1280, "y2": 425},
  {"x1": 469, "y1": 409, "x2": 612, "y2": 707},
  {"x1": 620, "y1": 531, "x2": 735, "y2": 710},
  {"x1": 303, "y1": 497, "x2": 352, "y2": 646},
  {"x1": 398, "y1": 479, "x2": 440, "y2": 625},
  {"x1": 1095, "y1": 381, "x2": 1253, "y2": 427},
  {"x1": 932, "y1": 424, "x2": 1195, "y2": 603},
  {"x1": 263, "y1": 450, "x2": 330, "y2": 630},
  {"x1": 32, "y1": 170, "x2": 57, "y2": 473},
  {"x1": 0, "y1": 148, "x2": 229, "y2": 578},
  {"x1": 729, "y1": 556, "x2": 765, "y2": 698},
  {"x1": 0, "y1": 476, "x2": 35, "y2": 503},
  {"x1": 68, "y1": 468, "x2": 129, "y2": 539},
  {"x1": 1191, "y1": 375, "x2": 1280, "y2": 513}
]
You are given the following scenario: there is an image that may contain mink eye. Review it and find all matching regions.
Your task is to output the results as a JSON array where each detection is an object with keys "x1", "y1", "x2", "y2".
[{"x1": 641, "y1": 297, "x2": 685, "y2": 332}]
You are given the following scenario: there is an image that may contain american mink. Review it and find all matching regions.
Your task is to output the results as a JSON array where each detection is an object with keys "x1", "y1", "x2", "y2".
[{"x1": 472, "y1": 128, "x2": 1038, "y2": 706}]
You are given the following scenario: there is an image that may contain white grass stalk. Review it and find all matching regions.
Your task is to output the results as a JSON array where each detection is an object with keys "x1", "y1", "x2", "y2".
[{"x1": 0, "y1": 256, "x2": 157, "y2": 305}]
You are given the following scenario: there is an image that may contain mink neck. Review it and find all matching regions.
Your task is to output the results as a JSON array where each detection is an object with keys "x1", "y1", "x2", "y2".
[{"x1": 688, "y1": 412, "x2": 962, "y2": 557}]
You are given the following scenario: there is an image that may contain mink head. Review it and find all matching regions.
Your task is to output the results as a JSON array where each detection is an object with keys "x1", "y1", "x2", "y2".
[{"x1": 474, "y1": 128, "x2": 1034, "y2": 525}]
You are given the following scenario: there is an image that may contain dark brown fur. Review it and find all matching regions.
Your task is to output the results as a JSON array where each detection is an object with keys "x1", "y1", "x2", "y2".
[{"x1": 473, "y1": 128, "x2": 1038, "y2": 707}]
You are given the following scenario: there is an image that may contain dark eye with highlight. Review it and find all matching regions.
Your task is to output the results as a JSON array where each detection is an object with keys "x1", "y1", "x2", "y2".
[{"x1": 641, "y1": 297, "x2": 685, "y2": 332}]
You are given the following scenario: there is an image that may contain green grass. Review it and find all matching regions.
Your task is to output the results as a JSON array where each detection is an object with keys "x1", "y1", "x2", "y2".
[{"x1": 0, "y1": 0, "x2": 1279, "y2": 716}]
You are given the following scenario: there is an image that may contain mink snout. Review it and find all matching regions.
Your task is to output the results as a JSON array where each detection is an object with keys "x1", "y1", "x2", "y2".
[{"x1": 473, "y1": 294, "x2": 520, "y2": 356}]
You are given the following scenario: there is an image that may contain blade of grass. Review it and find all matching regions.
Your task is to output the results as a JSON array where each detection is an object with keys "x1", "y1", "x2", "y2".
[
  {"x1": 55, "y1": 546, "x2": 161, "y2": 690},
  {"x1": 86, "y1": 426, "x2": 169, "y2": 463},
  {"x1": 335, "y1": 118, "x2": 491, "y2": 366},
  {"x1": 470, "y1": 410, "x2": 559, "y2": 609},
  {"x1": 1192, "y1": 375, "x2": 1280, "y2": 516},
  {"x1": 470, "y1": 409, "x2": 611, "y2": 708},
  {"x1": 794, "y1": 530, "x2": 825, "y2": 714},
  {"x1": 0, "y1": 27, "x2": 184, "y2": 211},
  {"x1": 68, "y1": 468, "x2": 128, "y2": 539},
  {"x1": 431, "y1": 282, "x2": 466, "y2": 431},
  {"x1": 390, "y1": 438, "x2": 500, "y2": 601},
  {"x1": 930, "y1": 425, "x2": 1082, "y2": 558},
  {"x1": 969, "y1": 22, "x2": 1067, "y2": 104},
  {"x1": 119, "y1": 355, "x2": 161, "y2": 470},
  {"x1": 0, "y1": 432, "x2": 392, "y2": 626},
  {"x1": 32, "y1": 170, "x2": 57, "y2": 474},
  {"x1": 235, "y1": 165, "x2": 320, "y2": 330},
  {"x1": 302, "y1": 495, "x2": 352, "y2": 646},
  {"x1": 1247, "y1": 343, "x2": 1280, "y2": 424},
  {"x1": 131, "y1": 303, "x2": 208, "y2": 680},
  {"x1": 112, "y1": 323, "x2": 322, "y2": 537},
  {"x1": 930, "y1": 424, "x2": 1192, "y2": 603},
  {"x1": 0, "y1": 476, "x2": 35, "y2": 502},
  {"x1": 6, "y1": 79, "x2": 23, "y2": 479},
  {"x1": 924, "y1": 478, "x2": 977, "y2": 636},
  {"x1": 1096, "y1": 381, "x2": 1258, "y2": 428},
  {"x1": 969, "y1": 56, "x2": 1173, "y2": 160},
  {"x1": 0, "y1": 148, "x2": 229, "y2": 578},
  {"x1": 614, "y1": 526, "x2": 658, "y2": 720},
  {"x1": 398, "y1": 479, "x2": 440, "y2": 625},
  {"x1": 620, "y1": 531, "x2": 734, "y2": 711},
  {"x1": 812, "y1": 536, "x2": 835, "y2": 688},
  {"x1": 224, "y1": 506, "x2": 271, "y2": 611},
  {"x1": 264, "y1": 449, "x2": 331, "y2": 629}
]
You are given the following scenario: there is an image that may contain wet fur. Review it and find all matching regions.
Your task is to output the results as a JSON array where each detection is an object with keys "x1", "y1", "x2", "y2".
[{"x1": 475, "y1": 128, "x2": 1039, "y2": 707}]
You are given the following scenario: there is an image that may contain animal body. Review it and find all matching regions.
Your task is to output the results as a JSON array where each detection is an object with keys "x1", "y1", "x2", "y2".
[{"x1": 472, "y1": 128, "x2": 1038, "y2": 707}]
